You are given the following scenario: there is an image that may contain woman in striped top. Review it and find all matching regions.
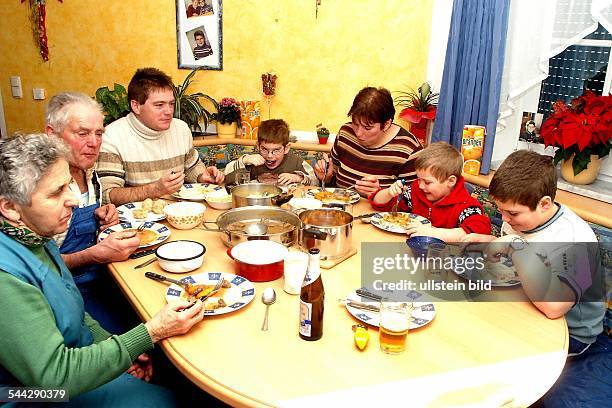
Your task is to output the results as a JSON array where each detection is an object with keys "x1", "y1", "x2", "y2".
[{"x1": 314, "y1": 87, "x2": 423, "y2": 197}]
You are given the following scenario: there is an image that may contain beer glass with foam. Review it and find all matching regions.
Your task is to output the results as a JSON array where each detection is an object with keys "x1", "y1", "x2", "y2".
[{"x1": 379, "y1": 302, "x2": 413, "y2": 354}]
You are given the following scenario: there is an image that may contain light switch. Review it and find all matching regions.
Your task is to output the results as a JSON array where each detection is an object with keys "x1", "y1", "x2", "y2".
[
  {"x1": 33, "y1": 88, "x2": 45, "y2": 100},
  {"x1": 10, "y1": 76, "x2": 22, "y2": 98}
]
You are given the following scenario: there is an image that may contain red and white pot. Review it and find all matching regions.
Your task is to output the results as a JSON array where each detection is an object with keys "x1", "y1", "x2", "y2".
[{"x1": 227, "y1": 240, "x2": 289, "y2": 282}]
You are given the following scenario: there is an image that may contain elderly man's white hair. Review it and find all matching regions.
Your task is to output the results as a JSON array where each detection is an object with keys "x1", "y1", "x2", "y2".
[{"x1": 45, "y1": 92, "x2": 103, "y2": 134}]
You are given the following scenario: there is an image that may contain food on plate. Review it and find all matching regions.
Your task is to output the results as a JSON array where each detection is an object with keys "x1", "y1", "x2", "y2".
[
  {"x1": 481, "y1": 262, "x2": 517, "y2": 283},
  {"x1": 206, "y1": 194, "x2": 232, "y2": 203},
  {"x1": 257, "y1": 173, "x2": 280, "y2": 184},
  {"x1": 382, "y1": 213, "x2": 416, "y2": 229},
  {"x1": 132, "y1": 208, "x2": 149, "y2": 219},
  {"x1": 177, "y1": 184, "x2": 217, "y2": 199},
  {"x1": 314, "y1": 190, "x2": 351, "y2": 203},
  {"x1": 123, "y1": 228, "x2": 158, "y2": 245},
  {"x1": 182, "y1": 279, "x2": 233, "y2": 310},
  {"x1": 142, "y1": 198, "x2": 154, "y2": 211},
  {"x1": 151, "y1": 199, "x2": 166, "y2": 214}
]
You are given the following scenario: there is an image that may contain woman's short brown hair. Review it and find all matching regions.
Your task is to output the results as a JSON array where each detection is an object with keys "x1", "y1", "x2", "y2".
[
  {"x1": 414, "y1": 142, "x2": 463, "y2": 181},
  {"x1": 258, "y1": 119, "x2": 290, "y2": 145},
  {"x1": 489, "y1": 150, "x2": 557, "y2": 210},
  {"x1": 128, "y1": 67, "x2": 174, "y2": 107},
  {"x1": 347, "y1": 87, "x2": 395, "y2": 126}
]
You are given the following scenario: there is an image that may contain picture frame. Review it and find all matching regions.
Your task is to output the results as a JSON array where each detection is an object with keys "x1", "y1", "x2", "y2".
[
  {"x1": 176, "y1": 0, "x2": 223, "y2": 70},
  {"x1": 518, "y1": 111, "x2": 544, "y2": 144}
]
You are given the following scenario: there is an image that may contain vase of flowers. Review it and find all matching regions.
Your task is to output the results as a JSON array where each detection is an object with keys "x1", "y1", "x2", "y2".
[
  {"x1": 214, "y1": 97, "x2": 241, "y2": 137},
  {"x1": 540, "y1": 91, "x2": 611, "y2": 185},
  {"x1": 394, "y1": 82, "x2": 439, "y2": 147}
]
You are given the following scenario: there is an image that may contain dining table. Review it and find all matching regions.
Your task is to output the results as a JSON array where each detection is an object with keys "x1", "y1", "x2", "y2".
[{"x1": 108, "y1": 197, "x2": 569, "y2": 407}]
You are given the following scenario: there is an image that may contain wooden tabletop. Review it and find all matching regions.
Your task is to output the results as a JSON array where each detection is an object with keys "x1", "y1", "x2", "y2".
[{"x1": 108, "y1": 200, "x2": 568, "y2": 407}]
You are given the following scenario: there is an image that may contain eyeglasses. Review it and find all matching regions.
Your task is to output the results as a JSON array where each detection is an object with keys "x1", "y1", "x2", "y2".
[{"x1": 259, "y1": 146, "x2": 284, "y2": 156}]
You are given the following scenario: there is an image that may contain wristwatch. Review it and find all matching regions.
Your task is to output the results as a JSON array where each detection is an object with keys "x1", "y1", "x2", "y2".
[{"x1": 508, "y1": 236, "x2": 528, "y2": 257}]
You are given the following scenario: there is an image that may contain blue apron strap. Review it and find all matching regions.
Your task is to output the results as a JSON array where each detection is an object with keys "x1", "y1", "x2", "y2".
[{"x1": 60, "y1": 202, "x2": 101, "y2": 280}]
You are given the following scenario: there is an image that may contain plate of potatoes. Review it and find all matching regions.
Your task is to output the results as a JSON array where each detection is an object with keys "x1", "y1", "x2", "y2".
[{"x1": 118, "y1": 199, "x2": 168, "y2": 223}]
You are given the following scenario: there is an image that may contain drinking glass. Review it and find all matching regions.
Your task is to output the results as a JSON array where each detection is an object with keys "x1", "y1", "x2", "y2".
[
  {"x1": 379, "y1": 302, "x2": 413, "y2": 354},
  {"x1": 235, "y1": 169, "x2": 251, "y2": 185},
  {"x1": 425, "y1": 243, "x2": 450, "y2": 282}
]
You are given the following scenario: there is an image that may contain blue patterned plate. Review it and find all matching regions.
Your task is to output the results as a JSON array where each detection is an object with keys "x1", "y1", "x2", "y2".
[
  {"x1": 99, "y1": 221, "x2": 171, "y2": 248},
  {"x1": 172, "y1": 183, "x2": 223, "y2": 201},
  {"x1": 344, "y1": 289, "x2": 436, "y2": 329},
  {"x1": 370, "y1": 212, "x2": 430, "y2": 234},
  {"x1": 306, "y1": 187, "x2": 361, "y2": 204},
  {"x1": 117, "y1": 201, "x2": 166, "y2": 223},
  {"x1": 165, "y1": 272, "x2": 255, "y2": 315}
]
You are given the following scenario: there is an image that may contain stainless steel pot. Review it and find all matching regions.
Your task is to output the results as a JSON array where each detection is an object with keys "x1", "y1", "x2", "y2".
[
  {"x1": 202, "y1": 206, "x2": 300, "y2": 248},
  {"x1": 298, "y1": 208, "x2": 353, "y2": 260},
  {"x1": 231, "y1": 184, "x2": 283, "y2": 207}
]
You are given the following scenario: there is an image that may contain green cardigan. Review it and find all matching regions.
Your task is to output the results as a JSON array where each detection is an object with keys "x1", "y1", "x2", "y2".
[{"x1": 0, "y1": 246, "x2": 153, "y2": 396}]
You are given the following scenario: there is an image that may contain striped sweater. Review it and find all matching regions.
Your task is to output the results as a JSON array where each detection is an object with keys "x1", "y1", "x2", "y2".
[
  {"x1": 97, "y1": 113, "x2": 207, "y2": 204},
  {"x1": 330, "y1": 123, "x2": 423, "y2": 189}
]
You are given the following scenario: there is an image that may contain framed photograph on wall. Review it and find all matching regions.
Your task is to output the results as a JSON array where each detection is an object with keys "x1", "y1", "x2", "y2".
[{"x1": 176, "y1": 0, "x2": 223, "y2": 70}]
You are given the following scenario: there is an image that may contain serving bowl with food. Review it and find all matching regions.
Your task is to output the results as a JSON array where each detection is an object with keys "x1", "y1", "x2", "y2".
[
  {"x1": 204, "y1": 189, "x2": 233, "y2": 210},
  {"x1": 228, "y1": 240, "x2": 289, "y2": 282},
  {"x1": 231, "y1": 183, "x2": 283, "y2": 207},
  {"x1": 164, "y1": 202, "x2": 206, "y2": 230}
]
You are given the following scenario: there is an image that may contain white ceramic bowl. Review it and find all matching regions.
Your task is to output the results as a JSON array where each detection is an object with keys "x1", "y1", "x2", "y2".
[
  {"x1": 205, "y1": 190, "x2": 233, "y2": 210},
  {"x1": 288, "y1": 197, "x2": 323, "y2": 212},
  {"x1": 155, "y1": 240, "x2": 206, "y2": 273},
  {"x1": 163, "y1": 202, "x2": 206, "y2": 230}
]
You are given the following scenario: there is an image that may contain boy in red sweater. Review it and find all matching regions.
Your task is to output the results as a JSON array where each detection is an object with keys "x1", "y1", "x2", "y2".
[{"x1": 369, "y1": 142, "x2": 491, "y2": 241}]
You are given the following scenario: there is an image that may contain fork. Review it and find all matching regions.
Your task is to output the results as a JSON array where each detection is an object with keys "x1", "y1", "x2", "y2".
[
  {"x1": 136, "y1": 222, "x2": 147, "y2": 232},
  {"x1": 200, "y1": 277, "x2": 225, "y2": 302},
  {"x1": 391, "y1": 179, "x2": 407, "y2": 215}
]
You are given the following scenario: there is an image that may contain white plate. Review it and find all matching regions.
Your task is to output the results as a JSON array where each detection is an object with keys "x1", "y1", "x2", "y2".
[
  {"x1": 117, "y1": 201, "x2": 166, "y2": 223},
  {"x1": 370, "y1": 212, "x2": 431, "y2": 234},
  {"x1": 165, "y1": 272, "x2": 255, "y2": 315},
  {"x1": 345, "y1": 289, "x2": 436, "y2": 329},
  {"x1": 99, "y1": 221, "x2": 171, "y2": 248},
  {"x1": 172, "y1": 183, "x2": 223, "y2": 201},
  {"x1": 454, "y1": 256, "x2": 521, "y2": 287},
  {"x1": 306, "y1": 188, "x2": 360, "y2": 204}
]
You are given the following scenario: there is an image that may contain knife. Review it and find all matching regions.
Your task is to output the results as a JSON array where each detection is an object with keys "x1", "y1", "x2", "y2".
[
  {"x1": 135, "y1": 257, "x2": 157, "y2": 269},
  {"x1": 129, "y1": 248, "x2": 156, "y2": 259}
]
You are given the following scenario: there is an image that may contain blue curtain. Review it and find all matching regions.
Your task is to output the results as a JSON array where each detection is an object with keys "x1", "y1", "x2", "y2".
[{"x1": 432, "y1": 0, "x2": 510, "y2": 174}]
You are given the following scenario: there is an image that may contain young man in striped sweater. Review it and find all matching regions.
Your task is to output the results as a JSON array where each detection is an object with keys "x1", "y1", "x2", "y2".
[{"x1": 97, "y1": 67, "x2": 223, "y2": 206}]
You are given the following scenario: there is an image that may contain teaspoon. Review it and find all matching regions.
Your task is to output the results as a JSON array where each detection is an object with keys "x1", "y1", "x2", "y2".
[{"x1": 261, "y1": 287, "x2": 276, "y2": 331}]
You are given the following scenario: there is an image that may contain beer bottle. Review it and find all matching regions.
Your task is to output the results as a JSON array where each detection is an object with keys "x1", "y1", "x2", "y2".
[{"x1": 299, "y1": 248, "x2": 324, "y2": 341}]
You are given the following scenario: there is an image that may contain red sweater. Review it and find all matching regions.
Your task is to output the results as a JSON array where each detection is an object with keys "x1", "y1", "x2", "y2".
[{"x1": 368, "y1": 177, "x2": 491, "y2": 234}]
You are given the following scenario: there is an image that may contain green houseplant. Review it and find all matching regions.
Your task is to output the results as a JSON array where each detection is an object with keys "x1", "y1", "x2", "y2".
[
  {"x1": 394, "y1": 82, "x2": 439, "y2": 146},
  {"x1": 173, "y1": 68, "x2": 218, "y2": 133},
  {"x1": 95, "y1": 69, "x2": 217, "y2": 133},
  {"x1": 95, "y1": 84, "x2": 130, "y2": 126}
]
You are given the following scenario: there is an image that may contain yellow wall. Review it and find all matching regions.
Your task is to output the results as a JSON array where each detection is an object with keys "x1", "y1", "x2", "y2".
[{"x1": 0, "y1": 0, "x2": 434, "y2": 135}]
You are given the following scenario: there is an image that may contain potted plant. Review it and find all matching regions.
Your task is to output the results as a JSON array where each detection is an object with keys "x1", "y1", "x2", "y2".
[
  {"x1": 394, "y1": 82, "x2": 439, "y2": 146},
  {"x1": 173, "y1": 68, "x2": 218, "y2": 134},
  {"x1": 214, "y1": 97, "x2": 241, "y2": 137},
  {"x1": 316, "y1": 124, "x2": 330, "y2": 144},
  {"x1": 95, "y1": 84, "x2": 130, "y2": 126},
  {"x1": 540, "y1": 91, "x2": 611, "y2": 184}
]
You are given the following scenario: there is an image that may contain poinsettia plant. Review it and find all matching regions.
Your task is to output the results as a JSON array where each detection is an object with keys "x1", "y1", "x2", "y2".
[
  {"x1": 213, "y1": 97, "x2": 241, "y2": 124},
  {"x1": 540, "y1": 91, "x2": 612, "y2": 175}
]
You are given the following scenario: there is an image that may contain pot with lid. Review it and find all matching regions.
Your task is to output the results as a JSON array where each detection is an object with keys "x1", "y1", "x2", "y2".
[{"x1": 298, "y1": 208, "x2": 353, "y2": 260}]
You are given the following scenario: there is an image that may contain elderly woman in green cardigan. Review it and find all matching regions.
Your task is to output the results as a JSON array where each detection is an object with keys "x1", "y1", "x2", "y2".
[{"x1": 0, "y1": 134, "x2": 205, "y2": 406}]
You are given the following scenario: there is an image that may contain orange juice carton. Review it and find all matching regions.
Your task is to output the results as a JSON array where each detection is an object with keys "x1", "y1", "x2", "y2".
[
  {"x1": 461, "y1": 125, "x2": 486, "y2": 175},
  {"x1": 240, "y1": 100, "x2": 261, "y2": 140}
]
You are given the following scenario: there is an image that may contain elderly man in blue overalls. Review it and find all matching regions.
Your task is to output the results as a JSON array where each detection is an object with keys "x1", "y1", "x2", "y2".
[{"x1": 45, "y1": 92, "x2": 141, "y2": 333}]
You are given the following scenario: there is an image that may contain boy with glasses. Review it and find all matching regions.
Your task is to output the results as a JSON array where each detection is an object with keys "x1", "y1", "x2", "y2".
[{"x1": 224, "y1": 119, "x2": 319, "y2": 186}]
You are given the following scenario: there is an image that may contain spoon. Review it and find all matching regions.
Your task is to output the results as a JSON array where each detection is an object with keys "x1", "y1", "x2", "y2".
[
  {"x1": 244, "y1": 222, "x2": 268, "y2": 235},
  {"x1": 261, "y1": 287, "x2": 276, "y2": 331}
]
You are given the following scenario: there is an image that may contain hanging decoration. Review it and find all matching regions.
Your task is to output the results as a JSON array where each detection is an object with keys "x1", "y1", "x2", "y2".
[
  {"x1": 261, "y1": 71, "x2": 277, "y2": 120},
  {"x1": 21, "y1": 0, "x2": 63, "y2": 62}
]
